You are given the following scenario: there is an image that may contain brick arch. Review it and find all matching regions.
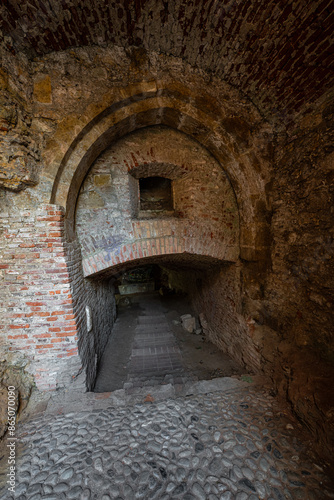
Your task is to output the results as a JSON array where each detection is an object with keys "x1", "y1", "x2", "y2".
[
  {"x1": 128, "y1": 161, "x2": 188, "y2": 180},
  {"x1": 50, "y1": 85, "x2": 272, "y2": 261},
  {"x1": 75, "y1": 126, "x2": 240, "y2": 277},
  {"x1": 82, "y1": 226, "x2": 238, "y2": 278}
]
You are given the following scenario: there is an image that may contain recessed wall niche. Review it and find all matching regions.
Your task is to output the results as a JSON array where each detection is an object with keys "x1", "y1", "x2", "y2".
[{"x1": 139, "y1": 176, "x2": 174, "y2": 213}]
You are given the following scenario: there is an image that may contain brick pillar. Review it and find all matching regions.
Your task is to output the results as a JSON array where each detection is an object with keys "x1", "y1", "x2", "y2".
[{"x1": 0, "y1": 204, "x2": 83, "y2": 390}]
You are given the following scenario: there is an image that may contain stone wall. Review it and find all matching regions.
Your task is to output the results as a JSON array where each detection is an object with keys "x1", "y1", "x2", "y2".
[
  {"x1": 0, "y1": 42, "x2": 41, "y2": 192},
  {"x1": 262, "y1": 101, "x2": 334, "y2": 457},
  {"x1": 269, "y1": 101, "x2": 334, "y2": 361},
  {"x1": 165, "y1": 263, "x2": 262, "y2": 374},
  {"x1": 75, "y1": 126, "x2": 240, "y2": 276}
]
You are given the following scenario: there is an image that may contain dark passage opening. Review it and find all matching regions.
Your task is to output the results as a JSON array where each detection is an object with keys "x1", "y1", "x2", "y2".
[
  {"x1": 93, "y1": 262, "x2": 243, "y2": 393},
  {"x1": 139, "y1": 176, "x2": 173, "y2": 211}
]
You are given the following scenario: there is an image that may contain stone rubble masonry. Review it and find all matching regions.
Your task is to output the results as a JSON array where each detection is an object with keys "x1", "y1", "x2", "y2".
[
  {"x1": 76, "y1": 126, "x2": 239, "y2": 277},
  {"x1": 269, "y1": 105, "x2": 334, "y2": 359},
  {"x1": 0, "y1": 204, "x2": 82, "y2": 390},
  {"x1": 0, "y1": 44, "x2": 41, "y2": 191}
]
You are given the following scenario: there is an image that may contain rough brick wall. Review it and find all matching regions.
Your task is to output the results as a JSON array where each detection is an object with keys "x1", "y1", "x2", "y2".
[
  {"x1": 165, "y1": 263, "x2": 262, "y2": 373},
  {"x1": 79, "y1": 277, "x2": 116, "y2": 391},
  {"x1": 75, "y1": 126, "x2": 239, "y2": 276},
  {"x1": 0, "y1": 200, "x2": 116, "y2": 390},
  {"x1": 1, "y1": 0, "x2": 333, "y2": 125},
  {"x1": 0, "y1": 204, "x2": 81, "y2": 390}
]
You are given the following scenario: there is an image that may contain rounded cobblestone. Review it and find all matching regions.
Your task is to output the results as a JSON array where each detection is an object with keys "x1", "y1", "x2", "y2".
[{"x1": 1, "y1": 387, "x2": 331, "y2": 500}]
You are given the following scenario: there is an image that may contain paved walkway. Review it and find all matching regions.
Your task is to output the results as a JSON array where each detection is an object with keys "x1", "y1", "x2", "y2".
[
  {"x1": 1, "y1": 293, "x2": 333, "y2": 499},
  {"x1": 94, "y1": 293, "x2": 197, "y2": 393}
]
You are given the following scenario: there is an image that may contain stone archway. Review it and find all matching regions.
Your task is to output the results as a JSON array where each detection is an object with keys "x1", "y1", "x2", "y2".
[
  {"x1": 41, "y1": 80, "x2": 272, "y2": 391},
  {"x1": 47, "y1": 83, "x2": 272, "y2": 262},
  {"x1": 1, "y1": 74, "x2": 273, "y2": 392},
  {"x1": 75, "y1": 126, "x2": 240, "y2": 277}
]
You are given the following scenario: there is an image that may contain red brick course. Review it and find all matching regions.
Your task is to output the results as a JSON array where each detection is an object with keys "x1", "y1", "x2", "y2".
[{"x1": 0, "y1": 204, "x2": 81, "y2": 390}]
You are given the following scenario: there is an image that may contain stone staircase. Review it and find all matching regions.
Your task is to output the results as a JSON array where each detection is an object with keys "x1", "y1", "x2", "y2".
[{"x1": 123, "y1": 301, "x2": 198, "y2": 395}]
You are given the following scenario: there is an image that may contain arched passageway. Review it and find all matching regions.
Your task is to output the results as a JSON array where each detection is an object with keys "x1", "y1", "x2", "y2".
[
  {"x1": 1, "y1": 2, "x2": 333, "y2": 490},
  {"x1": 75, "y1": 126, "x2": 240, "y2": 277},
  {"x1": 2, "y1": 79, "x2": 271, "y2": 397},
  {"x1": 90, "y1": 259, "x2": 246, "y2": 393},
  {"x1": 32, "y1": 76, "x2": 273, "y2": 394},
  {"x1": 72, "y1": 125, "x2": 262, "y2": 391}
]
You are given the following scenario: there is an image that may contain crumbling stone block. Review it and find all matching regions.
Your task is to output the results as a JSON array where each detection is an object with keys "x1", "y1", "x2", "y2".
[{"x1": 181, "y1": 314, "x2": 196, "y2": 333}]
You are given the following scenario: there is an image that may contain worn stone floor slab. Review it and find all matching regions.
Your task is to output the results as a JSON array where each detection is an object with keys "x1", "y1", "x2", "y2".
[
  {"x1": 1, "y1": 385, "x2": 333, "y2": 500},
  {"x1": 42, "y1": 376, "x2": 248, "y2": 416}
]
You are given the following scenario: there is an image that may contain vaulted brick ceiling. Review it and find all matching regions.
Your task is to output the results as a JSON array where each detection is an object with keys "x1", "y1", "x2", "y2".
[{"x1": 1, "y1": 0, "x2": 333, "y2": 119}]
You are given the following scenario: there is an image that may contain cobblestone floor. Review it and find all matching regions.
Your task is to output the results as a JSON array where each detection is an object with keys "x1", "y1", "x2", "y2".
[
  {"x1": 1, "y1": 292, "x2": 333, "y2": 499},
  {"x1": 1, "y1": 385, "x2": 333, "y2": 500}
]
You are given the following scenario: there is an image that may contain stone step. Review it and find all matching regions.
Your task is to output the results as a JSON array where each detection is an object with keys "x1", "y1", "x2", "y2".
[
  {"x1": 137, "y1": 315, "x2": 167, "y2": 325},
  {"x1": 133, "y1": 330, "x2": 174, "y2": 338},
  {"x1": 135, "y1": 326, "x2": 170, "y2": 332},
  {"x1": 133, "y1": 333, "x2": 174, "y2": 342},
  {"x1": 132, "y1": 340, "x2": 175, "y2": 349},
  {"x1": 131, "y1": 345, "x2": 181, "y2": 356},
  {"x1": 127, "y1": 366, "x2": 184, "y2": 377},
  {"x1": 124, "y1": 373, "x2": 198, "y2": 391},
  {"x1": 128, "y1": 351, "x2": 183, "y2": 375},
  {"x1": 43, "y1": 376, "x2": 251, "y2": 415},
  {"x1": 139, "y1": 308, "x2": 164, "y2": 314}
]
